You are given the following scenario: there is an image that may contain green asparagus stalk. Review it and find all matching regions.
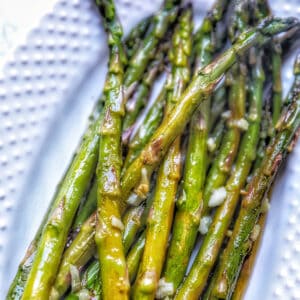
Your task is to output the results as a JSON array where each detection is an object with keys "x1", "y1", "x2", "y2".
[
  {"x1": 68, "y1": 231, "x2": 146, "y2": 299},
  {"x1": 52, "y1": 213, "x2": 97, "y2": 297},
  {"x1": 21, "y1": 110, "x2": 103, "y2": 299},
  {"x1": 7, "y1": 96, "x2": 104, "y2": 300},
  {"x1": 123, "y1": 183, "x2": 155, "y2": 253},
  {"x1": 161, "y1": 0, "x2": 226, "y2": 292},
  {"x1": 285, "y1": 54, "x2": 300, "y2": 105},
  {"x1": 201, "y1": 69, "x2": 245, "y2": 214},
  {"x1": 71, "y1": 40, "x2": 167, "y2": 256},
  {"x1": 123, "y1": 0, "x2": 181, "y2": 96},
  {"x1": 208, "y1": 117, "x2": 226, "y2": 154},
  {"x1": 72, "y1": 180, "x2": 97, "y2": 232},
  {"x1": 124, "y1": 16, "x2": 152, "y2": 60},
  {"x1": 210, "y1": 85, "x2": 227, "y2": 130},
  {"x1": 122, "y1": 204, "x2": 146, "y2": 252},
  {"x1": 252, "y1": 94, "x2": 271, "y2": 171},
  {"x1": 66, "y1": 260, "x2": 102, "y2": 300},
  {"x1": 127, "y1": 232, "x2": 146, "y2": 283},
  {"x1": 6, "y1": 241, "x2": 39, "y2": 300},
  {"x1": 121, "y1": 17, "x2": 299, "y2": 212},
  {"x1": 122, "y1": 51, "x2": 164, "y2": 144},
  {"x1": 82, "y1": 230, "x2": 146, "y2": 289},
  {"x1": 68, "y1": 50, "x2": 163, "y2": 252},
  {"x1": 132, "y1": 7, "x2": 192, "y2": 299},
  {"x1": 124, "y1": 86, "x2": 166, "y2": 169},
  {"x1": 201, "y1": 0, "x2": 249, "y2": 219},
  {"x1": 55, "y1": 175, "x2": 154, "y2": 297},
  {"x1": 175, "y1": 45, "x2": 265, "y2": 299},
  {"x1": 271, "y1": 42, "x2": 283, "y2": 126},
  {"x1": 93, "y1": 0, "x2": 129, "y2": 298},
  {"x1": 210, "y1": 53, "x2": 300, "y2": 300},
  {"x1": 81, "y1": 261, "x2": 102, "y2": 299},
  {"x1": 231, "y1": 200, "x2": 268, "y2": 300}
]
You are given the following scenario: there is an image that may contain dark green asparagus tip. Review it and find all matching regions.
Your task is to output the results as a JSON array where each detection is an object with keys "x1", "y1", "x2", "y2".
[
  {"x1": 293, "y1": 52, "x2": 300, "y2": 75},
  {"x1": 96, "y1": 0, "x2": 123, "y2": 43},
  {"x1": 208, "y1": 0, "x2": 227, "y2": 22},
  {"x1": 165, "y1": 0, "x2": 182, "y2": 10},
  {"x1": 259, "y1": 17, "x2": 299, "y2": 36}
]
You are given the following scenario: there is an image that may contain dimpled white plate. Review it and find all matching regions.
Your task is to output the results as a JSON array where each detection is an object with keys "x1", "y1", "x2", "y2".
[{"x1": 0, "y1": 0, "x2": 300, "y2": 299}]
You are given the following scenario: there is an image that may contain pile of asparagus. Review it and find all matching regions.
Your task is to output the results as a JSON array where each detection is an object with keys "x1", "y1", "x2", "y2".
[{"x1": 7, "y1": 0, "x2": 300, "y2": 299}]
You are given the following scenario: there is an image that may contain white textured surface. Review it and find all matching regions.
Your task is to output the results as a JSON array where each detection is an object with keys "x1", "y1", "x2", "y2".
[{"x1": 0, "y1": 0, "x2": 299, "y2": 299}]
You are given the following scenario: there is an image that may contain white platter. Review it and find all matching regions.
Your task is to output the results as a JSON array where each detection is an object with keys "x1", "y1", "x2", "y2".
[{"x1": 0, "y1": 0, "x2": 300, "y2": 299}]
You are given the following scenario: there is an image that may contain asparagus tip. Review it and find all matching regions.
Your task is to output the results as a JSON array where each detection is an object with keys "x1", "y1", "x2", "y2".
[{"x1": 259, "y1": 16, "x2": 300, "y2": 36}]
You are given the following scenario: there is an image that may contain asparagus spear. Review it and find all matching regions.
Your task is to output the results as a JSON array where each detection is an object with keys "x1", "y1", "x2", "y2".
[
  {"x1": 127, "y1": 232, "x2": 146, "y2": 283},
  {"x1": 175, "y1": 44, "x2": 265, "y2": 299},
  {"x1": 210, "y1": 53, "x2": 300, "y2": 300},
  {"x1": 132, "y1": 8, "x2": 192, "y2": 299},
  {"x1": 201, "y1": 0, "x2": 249, "y2": 219},
  {"x1": 6, "y1": 96, "x2": 104, "y2": 300},
  {"x1": 124, "y1": 16, "x2": 152, "y2": 60},
  {"x1": 69, "y1": 136, "x2": 187, "y2": 297},
  {"x1": 21, "y1": 110, "x2": 104, "y2": 299},
  {"x1": 122, "y1": 203, "x2": 146, "y2": 252},
  {"x1": 54, "y1": 174, "x2": 155, "y2": 297},
  {"x1": 53, "y1": 213, "x2": 98, "y2": 297},
  {"x1": 162, "y1": 0, "x2": 226, "y2": 292},
  {"x1": 121, "y1": 17, "x2": 299, "y2": 212},
  {"x1": 230, "y1": 199, "x2": 268, "y2": 300},
  {"x1": 66, "y1": 260, "x2": 102, "y2": 300},
  {"x1": 84, "y1": 231, "x2": 146, "y2": 290},
  {"x1": 233, "y1": 126, "x2": 300, "y2": 300},
  {"x1": 93, "y1": 1, "x2": 130, "y2": 298},
  {"x1": 68, "y1": 231, "x2": 146, "y2": 299},
  {"x1": 210, "y1": 85, "x2": 227, "y2": 130},
  {"x1": 208, "y1": 117, "x2": 226, "y2": 154},
  {"x1": 123, "y1": 183, "x2": 155, "y2": 253},
  {"x1": 81, "y1": 261, "x2": 102, "y2": 299},
  {"x1": 122, "y1": 51, "x2": 165, "y2": 144},
  {"x1": 123, "y1": 0, "x2": 181, "y2": 96},
  {"x1": 72, "y1": 179, "x2": 97, "y2": 233},
  {"x1": 252, "y1": 91, "x2": 271, "y2": 171},
  {"x1": 124, "y1": 86, "x2": 166, "y2": 169},
  {"x1": 271, "y1": 42, "x2": 283, "y2": 126}
]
